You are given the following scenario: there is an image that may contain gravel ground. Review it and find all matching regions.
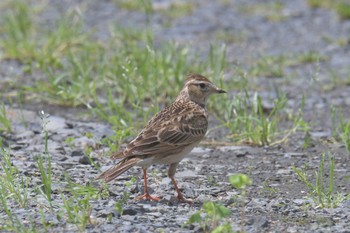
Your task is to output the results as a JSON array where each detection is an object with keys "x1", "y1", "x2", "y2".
[{"x1": 1, "y1": 0, "x2": 350, "y2": 232}]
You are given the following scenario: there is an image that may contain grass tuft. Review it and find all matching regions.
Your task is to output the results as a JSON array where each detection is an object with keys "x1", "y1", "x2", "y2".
[{"x1": 293, "y1": 152, "x2": 350, "y2": 208}]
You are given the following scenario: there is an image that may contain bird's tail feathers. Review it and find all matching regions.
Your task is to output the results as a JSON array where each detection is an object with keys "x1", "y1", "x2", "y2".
[
  {"x1": 111, "y1": 151, "x2": 124, "y2": 159},
  {"x1": 96, "y1": 158, "x2": 140, "y2": 183}
]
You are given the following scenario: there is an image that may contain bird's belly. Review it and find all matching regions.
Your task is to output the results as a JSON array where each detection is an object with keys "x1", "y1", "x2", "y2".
[
  {"x1": 135, "y1": 142, "x2": 199, "y2": 167},
  {"x1": 156, "y1": 142, "x2": 199, "y2": 164}
]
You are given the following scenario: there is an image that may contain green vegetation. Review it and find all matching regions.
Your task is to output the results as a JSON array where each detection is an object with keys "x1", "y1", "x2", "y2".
[
  {"x1": 0, "y1": 133, "x2": 103, "y2": 232},
  {"x1": 229, "y1": 174, "x2": 252, "y2": 232},
  {"x1": 331, "y1": 107, "x2": 350, "y2": 155},
  {"x1": 0, "y1": 104, "x2": 12, "y2": 132},
  {"x1": 249, "y1": 52, "x2": 327, "y2": 78},
  {"x1": 59, "y1": 179, "x2": 98, "y2": 231},
  {"x1": 293, "y1": 152, "x2": 350, "y2": 208},
  {"x1": 0, "y1": 144, "x2": 29, "y2": 208},
  {"x1": 186, "y1": 201, "x2": 232, "y2": 233},
  {"x1": 307, "y1": 0, "x2": 350, "y2": 19},
  {"x1": 238, "y1": 1, "x2": 287, "y2": 22},
  {"x1": 186, "y1": 174, "x2": 252, "y2": 232},
  {"x1": 219, "y1": 91, "x2": 305, "y2": 145}
]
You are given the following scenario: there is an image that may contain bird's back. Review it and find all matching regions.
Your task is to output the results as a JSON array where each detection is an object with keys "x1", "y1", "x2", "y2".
[{"x1": 116, "y1": 98, "x2": 208, "y2": 161}]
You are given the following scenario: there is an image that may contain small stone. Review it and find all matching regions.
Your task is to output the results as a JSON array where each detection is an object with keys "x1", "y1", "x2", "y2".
[
  {"x1": 98, "y1": 207, "x2": 118, "y2": 218},
  {"x1": 122, "y1": 208, "x2": 138, "y2": 216},
  {"x1": 10, "y1": 143, "x2": 28, "y2": 150},
  {"x1": 293, "y1": 199, "x2": 310, "y2": 206},
  {"x1": 71, "y1": 150, "x2": 84, "y2": 157},
  {"x1": 101, "y1": 224, "x2": 116, "y2": 232},
  {"x1": 15, "y1": 130, "x2": 34, "y2": 140},
  {"x1": 276, "y1": 169, "x2": 291, "y2": 175},
  {"x1": 46, "y1": 116, "x2": 66, "y2": 132},
  {"x1": 78, "y1": 155, "x2": 97, "y2": 165},
  {"x1": 73, "y1": 136, "x2": 97, "y2": 149}
]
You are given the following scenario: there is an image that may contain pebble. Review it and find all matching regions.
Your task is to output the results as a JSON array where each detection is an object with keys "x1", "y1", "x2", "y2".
[
  {"x1": 71, "y1": 150, "x2": 84, "y2": 157},
  {"x1": 46, "y1": 116, "x2": 66, "y2": 132},
  {"x1": 73, "y1": 136, "x2": 97, "y2": 149}
]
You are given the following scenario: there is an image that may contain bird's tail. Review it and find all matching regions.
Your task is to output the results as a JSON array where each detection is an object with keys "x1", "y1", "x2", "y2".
[{"x1": 96, "y1": 157, "x2": 141, "y2": 183}]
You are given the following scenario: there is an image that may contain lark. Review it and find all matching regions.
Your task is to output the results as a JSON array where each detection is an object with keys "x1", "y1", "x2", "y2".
[{"x1": 97, "y1": 73, "x2": 226, "y2": 203}]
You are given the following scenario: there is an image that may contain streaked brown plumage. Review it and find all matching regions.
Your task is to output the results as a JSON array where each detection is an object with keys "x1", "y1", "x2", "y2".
[{"x1": 97, "y1": 73, "x2": 226, "y2": 202}]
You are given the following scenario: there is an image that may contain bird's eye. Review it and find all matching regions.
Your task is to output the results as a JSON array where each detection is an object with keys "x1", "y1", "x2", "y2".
[{"x1": 199, "y1": 83, "x2": 206, "y2": 89}]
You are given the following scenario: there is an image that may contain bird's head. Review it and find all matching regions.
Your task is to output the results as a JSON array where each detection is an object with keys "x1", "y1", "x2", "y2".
[{"x1": 177, "y1": 73, "x2": 226, "y2": 106}]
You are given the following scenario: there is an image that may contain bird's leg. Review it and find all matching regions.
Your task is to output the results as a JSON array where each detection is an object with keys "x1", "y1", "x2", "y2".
[
  {"x1": 168, "y1": 163, "x2": 193, "y2": 204},
  {"x1": 135, "y1": 168, "x2": 160, "y2": 201}
]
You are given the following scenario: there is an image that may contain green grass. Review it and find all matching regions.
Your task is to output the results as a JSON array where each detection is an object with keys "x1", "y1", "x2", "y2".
[
  {"x1": 0, "y1": 144, "x2": 102, "y2": 232},
  {"x1": 0, "y1": 104, "x2": 12, "y2": 132},
  {"x1": 307, "y1": 0, "x2": 350, "y2": 19},
  {"x1": 218, "y1": 91, "x2": 305, "y2": 145},
  {"x1": 157, "y1": 2, "x2": 195, "y2": 20},
  {"x1": 0, "y1": 141, "x2": 37, "y2": 232},
  {"x1": 249, "y1": 52, "x2": 327, "y2": 79},
  {"x1": 336, "y1": 3, "x2": 350, "y2": 19},
  {"x1": 238, "y1": 1, "x2": 287, "y2": 22},
  {"x1": 331, "y1": 106, "x2": 350, "y2": 155},
  {"x1": 293, "y1": 152, "x2": 350, "y2": 208},
  {"x1": 185, "y1": 201, "x2": 232, "y2": 233},
  {"x1": 0, "y1": 145, "x2": 29, "y2": 208},
  {"x1": 0, "y1": 0, "x2": 35, "y2": 61},
  {"x1": 115, "y1": 0, "x2": 153, "y2": 15},
  {"x1": 185, "y1": 174, "x2": 252, "y2": 232}
]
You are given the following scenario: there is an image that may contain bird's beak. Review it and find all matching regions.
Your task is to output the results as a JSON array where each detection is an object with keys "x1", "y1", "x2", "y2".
[{"x1": 215, "y1": 88, "x2": 226, "y2": 94}]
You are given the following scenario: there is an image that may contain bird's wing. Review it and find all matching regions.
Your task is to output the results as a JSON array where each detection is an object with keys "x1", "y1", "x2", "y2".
[{"x1": 120, "y1": 112, "x2": 208, "y2": 158}]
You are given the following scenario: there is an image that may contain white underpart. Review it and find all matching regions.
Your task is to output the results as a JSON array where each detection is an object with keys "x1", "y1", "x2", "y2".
[{"x1": 135, "y1": 141, "x2": 200, "y2": 168}]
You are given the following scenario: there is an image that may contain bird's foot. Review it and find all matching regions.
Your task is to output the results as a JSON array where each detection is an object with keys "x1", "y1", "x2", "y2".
[
  {"x1": 135, "y1": 193, "x2": 161, "y2": 201},
  {"x1": 176, "y1": 194, "x2": 193, "y2": 204}
]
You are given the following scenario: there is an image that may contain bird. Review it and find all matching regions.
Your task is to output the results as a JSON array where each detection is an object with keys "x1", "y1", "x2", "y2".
[{"x1": 96, "y1": 73, "x2": 226, "y2": 203}]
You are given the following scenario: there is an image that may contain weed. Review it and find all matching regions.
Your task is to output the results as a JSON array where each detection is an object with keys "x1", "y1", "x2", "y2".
[
  {"x1": 331, "y1": 106, "x2": 350, "y2": 155},
  {"x1": 293, "y1": 152, "x2": 350, "y2": 208},
  {"x1": 303, "y1": 131, "x2": 313, "y2": 149},
  {"x1": 221, "y1": 91, "x2": 302, "y2": 145},
  {"x1": 157, "y1": 2, "x2": 195, "y2": 20},
  {"x1": 306, "y1": 0, "x2": 331, "y2": 8},
  {"x1": 114, "y1": 191, "x2": 131, "y2": 215},
  {"x1": 229, "y1": 174, "x2": 252, "y2": 232},
  {"x1": 64, "y1": 136, "x2": 75, "y2": 146},
  {"x1": 100, "y1": 129, "x2": 132, "y2": 154},
  {"x1": 60, "y1": 194, "x2": 92, "y2": 230},
  {"x1": 185, "y1": 174, "x2": 252, "y2": 232},
  {"x1": 0, "y1": 104, "x2": 12, "y2": 132},
  {"x1": 307, "y1": 0, "x2": 350, "y2": 19},
  {"x1": 35, "y1": 155, "x2": 52, "y2": 207},
  {"x1": 250, "y1": 55, "x2": 285, "y2": 78},
  {"x1": 0, "y1": 144, "x2": 29, "y2": 208},
  {"x1": 35, "y1": 111, "x2": 53, "y2": 208},
  {"x1": 0, "y1": 155, "x2": 36, "y2": 231},
  {"x1": 0, "y1": 0, "x2": 35, "y2": 61},
  {"x1": 113, "y1": 176, "x2": 136, "y2": 215},
  {"x1": 116, "y1": 0, "x2": 153, "y2": 15},
  {"x1": 186, "y1": 201, "x2": 232, "y2": 233},
  {"x1": 238, "y1": 1, "x2": 287, "y2": 22},
  {"x1": 295, "y1": 51, "x2": 326, "y2": 64},
  {"x1": 59, "y1": 176, "x2": 101, "y2": 231}
]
